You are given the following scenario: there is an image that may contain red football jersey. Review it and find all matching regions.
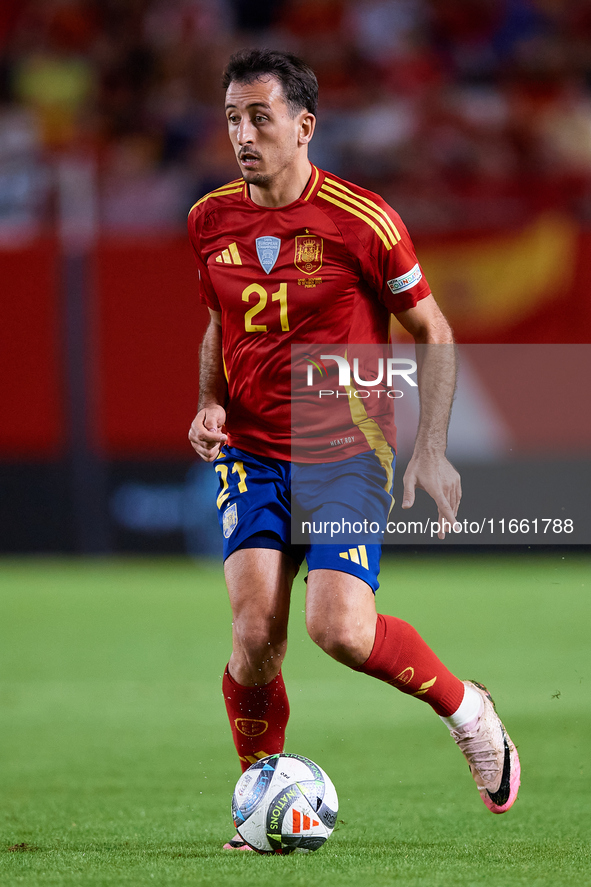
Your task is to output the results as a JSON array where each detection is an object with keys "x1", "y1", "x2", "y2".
[{"x1": 188, "y1": 165, "x2": 431, "y2": 461}]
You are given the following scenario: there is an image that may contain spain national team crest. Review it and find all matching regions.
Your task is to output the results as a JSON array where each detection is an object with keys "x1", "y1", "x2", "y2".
[
  {"x1": 223, "y1": 502, "x2": 238, "y2": 538},
  {"x1": 295, "y1": 234, "x2": 323, "y2": 275},
  {"x1": 234, "y1": 718, "x2": 268, "y2": 737},
  {"x1": 256, "y1": 236, "x2": 281, "y2": 274}
]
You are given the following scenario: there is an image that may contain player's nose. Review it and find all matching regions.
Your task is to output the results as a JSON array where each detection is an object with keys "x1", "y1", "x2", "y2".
[{"x1": 237, "y1": 119, "x2": 255, "y2": 144}]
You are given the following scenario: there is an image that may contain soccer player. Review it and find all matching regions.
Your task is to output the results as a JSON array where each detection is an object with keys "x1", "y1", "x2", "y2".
[{"x1": 188, "y1": 49, "x2": 520, "y2": 849}]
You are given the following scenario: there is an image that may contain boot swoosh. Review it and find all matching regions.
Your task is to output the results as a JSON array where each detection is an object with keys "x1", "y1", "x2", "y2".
[{"x1": 486, "y1": 735, "x2": 511, "y2": 807}]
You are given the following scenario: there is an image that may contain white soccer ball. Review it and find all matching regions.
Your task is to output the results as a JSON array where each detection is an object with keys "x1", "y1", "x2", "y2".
[{"x1": 231, "y1": 753, "x2": 338, "y2": 854}]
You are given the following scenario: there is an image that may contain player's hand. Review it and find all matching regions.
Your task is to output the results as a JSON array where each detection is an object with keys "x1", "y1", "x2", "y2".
[
  {"x1": 188, "y1": 405, "x2": 227, "y2": 461},
  {"x1": 402, "y1": 452, "x2": 461, "y2": 540}
]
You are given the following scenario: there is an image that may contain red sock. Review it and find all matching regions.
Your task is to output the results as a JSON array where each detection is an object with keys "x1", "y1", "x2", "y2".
[
  {"x1": 222, "y1": 665, "x2": 290, "y2": 772},
  {"x1": 355, "y1": 614, "x2": 464, "y2": 716}
]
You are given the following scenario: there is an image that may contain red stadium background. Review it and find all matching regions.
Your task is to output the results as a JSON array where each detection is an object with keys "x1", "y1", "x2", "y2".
[
  {"x1": 2, "y1": 223, "x2": 590, "y2": 461},
  {"x1": 1, "y1": 0, "x2": 590, "y2": 551}
]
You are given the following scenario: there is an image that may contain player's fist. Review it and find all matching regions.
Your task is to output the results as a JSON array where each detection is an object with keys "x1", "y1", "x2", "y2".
[{"x1": 188, "y1": 405, "x2": 227, "y2": 461}]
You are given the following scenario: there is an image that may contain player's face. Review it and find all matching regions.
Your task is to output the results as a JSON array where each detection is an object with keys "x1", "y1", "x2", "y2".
[{"x1": 225, "y1": 76, "x2": 313, "y2": 189}]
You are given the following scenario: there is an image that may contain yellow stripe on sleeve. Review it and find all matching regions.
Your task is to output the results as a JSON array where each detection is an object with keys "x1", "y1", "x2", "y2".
[
  {"x1": 319, "y1": 190, "x2": 393, "y2": 250},
  {"x1": 189, "y1": 182, "x2": 244, "y2": 213},
  {"x1": 323, "y1": 176, "x2": 400, "y2": 245},
  {"x1": 322, "y1": 179, "x2": 401, "y2": 246}
]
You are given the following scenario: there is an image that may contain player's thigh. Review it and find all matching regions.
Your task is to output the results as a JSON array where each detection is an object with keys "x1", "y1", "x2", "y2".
[
  {"x1": 213, "y1": 446, "x2": 294, "y2": 561},
  {"x1": 305, "y1": 567, "x2": 377, "y2": 666},
  {"x1": 225, "y1": 546, "x2": 297, "y2": 649}
]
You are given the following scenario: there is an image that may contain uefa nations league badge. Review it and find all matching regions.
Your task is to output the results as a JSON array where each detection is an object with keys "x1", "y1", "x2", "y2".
[{"x1": 256, "y1": 236, "x2": 281, "y2": 274}]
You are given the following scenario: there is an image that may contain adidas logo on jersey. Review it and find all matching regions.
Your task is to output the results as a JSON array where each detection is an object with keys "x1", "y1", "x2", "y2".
[
  {"x1": 339, "y1": 545, "x2": 369, "y2": 569},
  {"x1": 215, "y1": 242, "x2": 242, "y2": 265}
]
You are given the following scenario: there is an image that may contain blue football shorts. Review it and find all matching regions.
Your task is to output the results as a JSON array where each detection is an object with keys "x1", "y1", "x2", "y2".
[{"x1": 212, "y1": 445, "x2": 394, "y2": 592}]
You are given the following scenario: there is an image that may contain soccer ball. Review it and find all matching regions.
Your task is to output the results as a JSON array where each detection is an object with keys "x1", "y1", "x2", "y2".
[{"x1": 231, "y1": 753, "x2": 338, "y2": 854}]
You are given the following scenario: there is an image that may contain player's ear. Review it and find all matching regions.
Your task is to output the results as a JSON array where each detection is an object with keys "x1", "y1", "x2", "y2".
[{"x1": 298, "y1": 112, "x2": 316, "y2": 145}]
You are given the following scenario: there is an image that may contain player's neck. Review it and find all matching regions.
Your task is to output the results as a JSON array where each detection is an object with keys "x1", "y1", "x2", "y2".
[{"x1": 248, "y1": 160, "x2": 313, "y2": 208}]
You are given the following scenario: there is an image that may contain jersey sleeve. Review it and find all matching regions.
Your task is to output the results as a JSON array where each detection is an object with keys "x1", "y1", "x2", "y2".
[
  {"x1": 354, "y1": 203, "x2": 431, "y2": 315},
  {"x1": 187, "y1": 205, "x2": 221, "y2": 312}
]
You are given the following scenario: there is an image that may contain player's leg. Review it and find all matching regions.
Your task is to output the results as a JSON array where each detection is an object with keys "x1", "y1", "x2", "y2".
[
  {"x1": 305, "y1": 568, "x2": 465, "y2": 711},
  {"x1": 211, "y1": 446, "x2": 302, "y2": 772},
  {"x1": 222, "y1": 546, "x2": 297, "y2": 851},
  {"x1": 298, "y1": 444, "x2": 519, "y2": 814},
  {"x1": 210, "y1": 446, "x2": 304, "y2": 848},
  {"x1": 305, "y1": 567, "x2": 520, "y2": 813},
  {"x1": 224, "y1": 546, "x2": 297, "y2": 769}
]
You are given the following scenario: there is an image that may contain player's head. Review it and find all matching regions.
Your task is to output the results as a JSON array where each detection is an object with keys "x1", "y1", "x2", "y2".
[
  {"x1": 222, "y1": 49, "x2": 318, "y2": 119},
  {"x1": 222, "y1": 49, "x2": 317, "y2": 192}
]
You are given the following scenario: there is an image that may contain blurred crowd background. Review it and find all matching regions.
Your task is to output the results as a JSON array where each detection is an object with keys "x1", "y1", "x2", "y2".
[
  {"x1": 1, "y1": 0, "x2": 590, "y2": 554},
  {"x1": 5, "y1": 0, "x2": 591, "y2": 237}
]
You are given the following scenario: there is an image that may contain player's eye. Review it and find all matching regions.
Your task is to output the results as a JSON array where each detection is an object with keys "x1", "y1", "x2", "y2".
[
  {"x1": 254, "y1": 115, "x2": 267, "y2": 123},
  {"x1": 227, "y1": 115, "x2": 239, "y2": 124}
]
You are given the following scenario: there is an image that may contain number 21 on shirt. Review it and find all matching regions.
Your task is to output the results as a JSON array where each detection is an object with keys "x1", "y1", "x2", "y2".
[{"x1": 242, "y1": 283, "x2": 289, "y2": 332}]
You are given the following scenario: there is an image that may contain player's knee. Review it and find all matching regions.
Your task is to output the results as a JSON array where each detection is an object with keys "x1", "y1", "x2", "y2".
[
  {"x1": 306, "y1": 614, "x2": 366, "y2": 667},
  {"x1": 232, "y1": 618, "x2": 287, "y2": 674},
  {"x1": 237, "y1": 632, "x2": 285, "y2": 661}
]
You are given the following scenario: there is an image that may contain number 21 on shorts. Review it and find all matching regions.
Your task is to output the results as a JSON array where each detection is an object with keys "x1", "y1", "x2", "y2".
[{"x1": 215, "y1": 460, "x2": 248, "y2": 509}]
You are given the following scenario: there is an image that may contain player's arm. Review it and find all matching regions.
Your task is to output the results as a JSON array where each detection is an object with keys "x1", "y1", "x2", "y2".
[
  {"x1": 393, "y1": 294, "x2": 461, "y2": 539},
  {"x1": 188, "y1": 309, "x2": 228, "y2": 462}
]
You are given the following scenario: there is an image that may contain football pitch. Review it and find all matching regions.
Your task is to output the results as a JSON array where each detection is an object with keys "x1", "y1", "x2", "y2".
[{"x1": 1, "y1": 553, "x2": 590, "y2": 886}]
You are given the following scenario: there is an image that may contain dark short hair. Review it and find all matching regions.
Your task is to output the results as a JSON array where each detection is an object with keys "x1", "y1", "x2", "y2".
[{"x1": 222, "y1": 49, "x2": 318, "y2": 117}]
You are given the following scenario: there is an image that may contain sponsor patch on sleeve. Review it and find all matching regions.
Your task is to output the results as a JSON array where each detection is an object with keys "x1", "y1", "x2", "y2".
[{"x1": 387, "y1": 262, "x2": 422, "y2": 294}]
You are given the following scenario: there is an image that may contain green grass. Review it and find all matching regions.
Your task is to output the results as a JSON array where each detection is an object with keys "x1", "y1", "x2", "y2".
[{"x1": 0, "y1": 553, "x2": 590, "y2": 886}]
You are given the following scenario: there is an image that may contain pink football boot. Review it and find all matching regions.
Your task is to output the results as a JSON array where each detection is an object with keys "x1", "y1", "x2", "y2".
[
  {"x1": 222, "y1": 835, "x2": 254, "y2": 851},
  {"x1": 450, "y1": 680, "x2": 521, "y2": 813}
]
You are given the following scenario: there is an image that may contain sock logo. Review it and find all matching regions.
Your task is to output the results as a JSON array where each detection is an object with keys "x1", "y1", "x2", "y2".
[
  {"x1": 239, "y1": 750, "x2": 270, "y2": 766},
  {"x1": 388, "y1": 669, "x2": 437, "y2": 696},
  {"x1": 391, "y1": 666, "x2": 414, "y2": 686},
  {"x1": 235, "y1": 718, "x2": 268, "y2": 737},
  {"x1": 412, "y1": 676, "x2": 437, "y2": 697}
]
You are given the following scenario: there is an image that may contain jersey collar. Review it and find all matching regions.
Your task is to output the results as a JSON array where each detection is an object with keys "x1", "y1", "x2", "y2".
[
  {"x1": 301, "y1": 164, "x2": 323, "y2": 201},
  {"x1": 243, "y1": 165, "x2": 325, "y2": 209}
]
